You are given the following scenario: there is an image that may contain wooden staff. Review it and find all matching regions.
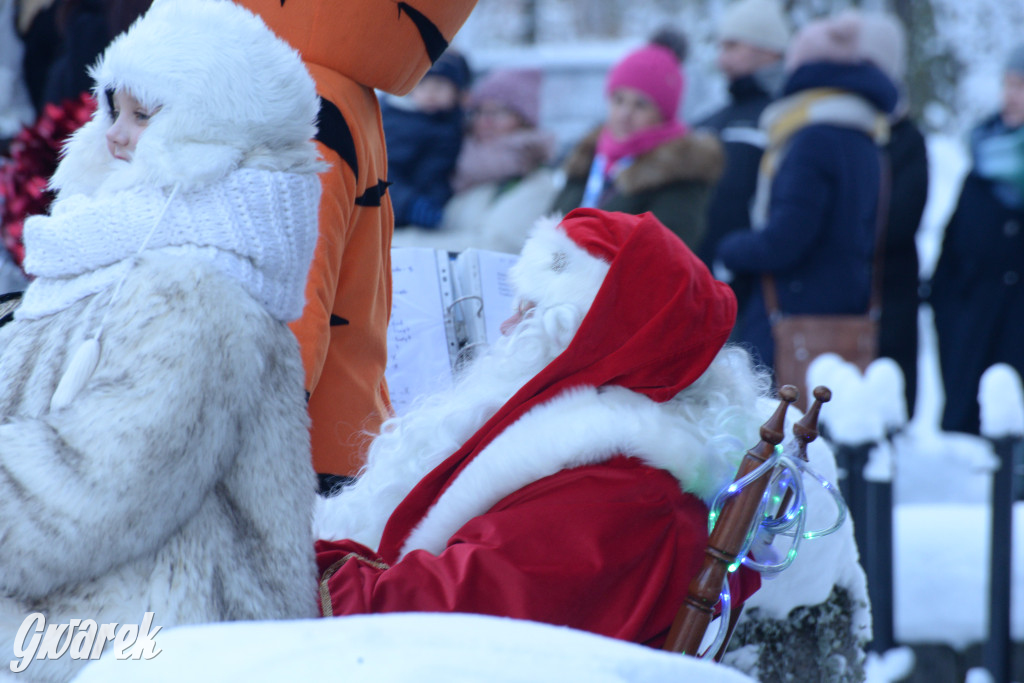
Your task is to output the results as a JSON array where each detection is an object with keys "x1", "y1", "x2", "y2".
[
  {"x1": 773, "y1": 386, "x2": 831, "y2": 520},
  {"x1": 663, "y1": 385, "x2": 798, "y2": 656}
]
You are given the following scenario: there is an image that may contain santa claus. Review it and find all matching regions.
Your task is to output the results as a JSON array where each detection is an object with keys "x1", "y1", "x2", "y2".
[{"x1": 315, "y1": 207, "x2": 769, "y2": 647}]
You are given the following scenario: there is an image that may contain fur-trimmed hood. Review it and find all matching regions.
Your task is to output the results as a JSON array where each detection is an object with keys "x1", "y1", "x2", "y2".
[
  {"x1": 50, "y1": 0, "x2": 322, "y2": 198},
  {"x1": 400, "y1": 384, "x2": 749, "y2": 557},
  {"x1": 563, "y1": 127, "x2": 725, "y2": 194}
]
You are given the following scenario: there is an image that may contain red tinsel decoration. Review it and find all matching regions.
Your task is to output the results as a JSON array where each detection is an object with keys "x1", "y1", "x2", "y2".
[{"x1": 0, "y1": 92, "x2": 97, "y2": 270}]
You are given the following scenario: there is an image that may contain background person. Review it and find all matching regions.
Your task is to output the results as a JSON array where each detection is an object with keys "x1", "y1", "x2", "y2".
[
  {"x1": 550, "y1": 29, "x2": 723, "y2": 249},
  {"x1": 439, "y1": 67, "x2": 558, "y2": 254},
  {"x1": 715, "y1": 10, "x2": 901, "y2": 376},
  {"x1": 695, "y1": 0, "x2": 790, "y2": 316},
  {"x1": 929, "y1": 42, "x2": 1024, "y2": 435},
  {"x1": 0, "y1": 2, "x2": 324, "y2": 679},
  {"x1": 384, "y1": 49, "x2": 472, "y2": 230},
  {"x1": 870, "y1": 12, "x2": 929, "y2": 419}
]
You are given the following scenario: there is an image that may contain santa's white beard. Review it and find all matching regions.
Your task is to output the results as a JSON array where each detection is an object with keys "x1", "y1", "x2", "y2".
[{"x1": 314, "y1": 301, "x2": 585, "y2": 548}]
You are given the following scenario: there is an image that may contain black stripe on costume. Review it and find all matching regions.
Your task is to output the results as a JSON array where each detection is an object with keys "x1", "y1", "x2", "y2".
[
  {"x1": 397, "y1": 3, "x2": 448, "y2": 63},
  {"x1": 316, "y1": 97, "x2": 359, "y2": 179},
  {"x1": 330, "y1": 315, "x2": 350, "y2": 327},
  {"x1": 355, "y1": 179, "x2": 392, "y2": 207}
]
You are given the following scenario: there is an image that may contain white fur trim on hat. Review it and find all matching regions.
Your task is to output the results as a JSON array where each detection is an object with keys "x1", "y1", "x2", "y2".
[
  {"x1": 718, "y1": 0, "x2": 791, "y2": 55},
  {"x1": 51, "y1": 0, "x2": 322, "y2": 197},
  {"x1": 508, "y1": 215, "x2": 610, "y2": 314}
]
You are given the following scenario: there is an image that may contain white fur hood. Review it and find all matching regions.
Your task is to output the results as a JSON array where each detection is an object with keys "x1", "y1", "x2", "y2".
[
  {"x1": 398, "y1": 385, "x2": 746, "y2": 558},
  {"x1": 51, "y1": 0, "x2": 322, "y2": 197}
]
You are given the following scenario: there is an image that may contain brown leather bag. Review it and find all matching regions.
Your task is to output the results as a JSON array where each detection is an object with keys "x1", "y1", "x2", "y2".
[{"x1": 767, "y1": 306, "x2": 877, "y2": 410}]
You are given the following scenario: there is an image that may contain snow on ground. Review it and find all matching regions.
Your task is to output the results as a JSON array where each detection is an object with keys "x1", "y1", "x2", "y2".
[
  {"x1": 74, "y1": 613, "x2": 757, "y2": 682},
  {"x1": 895, "y1": 503, "x2": 1024, "y2": 649}
]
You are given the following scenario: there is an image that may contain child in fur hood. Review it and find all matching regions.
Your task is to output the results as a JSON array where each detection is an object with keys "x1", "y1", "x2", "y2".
[{"x1": 0, "y1": 1, "x2": 321, "y2": 679}]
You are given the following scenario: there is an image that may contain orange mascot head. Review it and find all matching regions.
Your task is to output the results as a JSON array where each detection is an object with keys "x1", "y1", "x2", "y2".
[{"x1": 233, "y1": 0, "x2": 478, "y2": 95}]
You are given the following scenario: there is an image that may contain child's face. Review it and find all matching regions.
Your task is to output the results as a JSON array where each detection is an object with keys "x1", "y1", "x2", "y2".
[
  {"x1": 470, "y1": 101, "x2": 526, "y2": 141},
  {"x1": 105, "y1": 89, "x2": 160, "y2": 161},
  {"x1": 409, "y1": 75, "x2": 460, "y2": 114}
]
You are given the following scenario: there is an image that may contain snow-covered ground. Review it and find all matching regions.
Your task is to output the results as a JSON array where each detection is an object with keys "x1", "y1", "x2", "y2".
[{"x1": 74, "y1": 613, "x2": 758, "y2": 683}]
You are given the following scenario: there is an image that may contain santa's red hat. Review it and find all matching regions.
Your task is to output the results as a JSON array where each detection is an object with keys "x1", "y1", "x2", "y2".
[{"x1": 378, "y1": 208, "x2": 737, "y2": 561}]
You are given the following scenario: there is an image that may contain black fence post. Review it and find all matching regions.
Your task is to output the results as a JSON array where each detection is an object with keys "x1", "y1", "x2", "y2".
[
  {"x1": 864, "y1": 442, "x2": 895, "y2": 655},
  {"x1": 983, "y1": 435, "x2": 1021, "y2": 682}
]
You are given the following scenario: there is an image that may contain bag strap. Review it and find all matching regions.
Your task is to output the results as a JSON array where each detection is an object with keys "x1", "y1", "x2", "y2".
[{"x1": 763, "y1": 149, "x2": 891, "y2": 324}]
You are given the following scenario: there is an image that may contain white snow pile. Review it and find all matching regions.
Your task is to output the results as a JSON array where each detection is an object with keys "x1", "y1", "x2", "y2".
[
  {"x1": 978, "y1": 363, "x2": 1024, "y2": 439},
  {"x1": 73, "y1": 612, "x2": 756, "y2": 682}
]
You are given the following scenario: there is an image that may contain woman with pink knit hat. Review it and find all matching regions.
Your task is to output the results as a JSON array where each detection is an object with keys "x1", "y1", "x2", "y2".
[{"x1": 550, "y1": 29, "x2": 724, "y2": 249}]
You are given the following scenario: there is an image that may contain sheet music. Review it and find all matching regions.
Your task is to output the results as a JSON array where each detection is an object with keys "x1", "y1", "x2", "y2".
[
  {"x1": 453, "y1": 248, "x2": 520, "y2": 347},
  {"x1": 386, "y1": 248, "x2": 456, "y2": 415}
]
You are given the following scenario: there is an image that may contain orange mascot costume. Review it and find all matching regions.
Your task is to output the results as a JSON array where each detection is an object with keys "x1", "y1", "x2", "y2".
[{"x1": 235, "y1": 0, "x2": 479, "y2": 481}]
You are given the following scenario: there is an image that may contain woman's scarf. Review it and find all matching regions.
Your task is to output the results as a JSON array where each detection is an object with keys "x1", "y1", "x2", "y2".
[
  {"x1": 750, "y1": 87, "x2": 889, "y2": 228},
  {"x1": 595, "y1": 120, "x2": 688, "y2": 175},
  {"x1": 972, "y1": 117, "x2": 1024, "y2": 209},
  {"x1": 581, "y1": 120, "x2": 688, "y2": 207}
]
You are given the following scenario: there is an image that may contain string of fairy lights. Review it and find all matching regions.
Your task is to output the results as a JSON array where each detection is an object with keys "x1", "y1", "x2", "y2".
[{"x1": 698, "y1": 440, "x2": 848, "y2": 658}]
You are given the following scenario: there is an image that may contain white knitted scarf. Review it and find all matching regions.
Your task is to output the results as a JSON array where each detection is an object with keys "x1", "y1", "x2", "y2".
[{"x1": 19, "y1": 168, "x2": 321, "y2": 322}]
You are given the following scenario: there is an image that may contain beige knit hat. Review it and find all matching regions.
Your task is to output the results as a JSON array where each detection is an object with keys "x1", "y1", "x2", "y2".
[{"x1": 717, "y1": 0, "x2": 791, "y2": 55}]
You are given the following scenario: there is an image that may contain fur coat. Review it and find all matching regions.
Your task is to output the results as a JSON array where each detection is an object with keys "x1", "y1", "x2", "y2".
[
  {"x1": 0, "y1": 2, "x2": 321, "y2": 679},
  {"x1": 0, "y1": 255, "x2": 318, "y2": 682}
]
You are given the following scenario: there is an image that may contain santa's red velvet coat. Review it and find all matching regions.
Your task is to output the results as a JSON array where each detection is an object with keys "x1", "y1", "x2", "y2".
[{"x1": 316, "y1": 209, "x2": 760, "y2": 647}]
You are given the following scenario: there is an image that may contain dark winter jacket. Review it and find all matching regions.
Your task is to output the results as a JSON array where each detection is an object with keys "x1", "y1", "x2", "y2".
[
  {"x1": 716, "y1": 62, "x2": 898, "y2": 370},
  {"x1": 879, "y1": 116, "x2": 928, "y2": 416},
  {"x1": 20, "y1": 0, "x2": 109, "y2": 112},
  {"x1": 382, "y1": 99, "x2": 465, "y2": 228},
  {"x1": 930, "y1": 115, "x2": 1024, "y2": 434},
  {"x1": 695, "y1": 72, "x2": 776, "y2": 315},
  {"x1": 550, "y1": 128, "x2": 724, "y2": 249}
]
